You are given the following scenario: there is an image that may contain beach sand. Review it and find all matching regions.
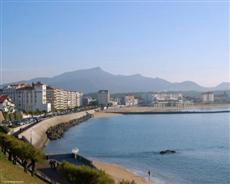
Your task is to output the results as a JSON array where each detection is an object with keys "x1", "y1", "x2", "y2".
[
  {"x1": 94, "y1": 111, "x2": 122, "y2": 118},
  {"x1": 93, "y1": 160, "x2": 152, "y2": 184}
]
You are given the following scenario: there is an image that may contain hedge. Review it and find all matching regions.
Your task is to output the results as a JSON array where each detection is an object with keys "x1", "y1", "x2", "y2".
[{"x1": 58, "y1": 161, "x2": 115, "y2": 184}]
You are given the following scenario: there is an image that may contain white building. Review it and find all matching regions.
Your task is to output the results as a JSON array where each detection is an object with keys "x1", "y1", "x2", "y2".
[
  {"x1": 154, "y1": 92, "x2": 183, "y2": 102},
  {"x1": 0, "y1": 95, "x2": 15, "y2": 113},
  {"x1": 3, "y1": 82, "x2": 51, "y2": 112},
  {"x1": 202, "y1": 92, "x2": 214, "y2": 103},
  {"x1": 123, "y1": 96, "x2": 138, "y2": 106},
  {"x1": 97, "y1": 90, "x2": 110, "y2": 106},
  {"x1": 47, "y1": 87, "x2": 82, "y2": 111}
]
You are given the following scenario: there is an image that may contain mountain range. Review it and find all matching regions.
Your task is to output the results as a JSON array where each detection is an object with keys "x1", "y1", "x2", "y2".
[{"x1": 6, "y1": 67, "x2": 230, "y2": 93}]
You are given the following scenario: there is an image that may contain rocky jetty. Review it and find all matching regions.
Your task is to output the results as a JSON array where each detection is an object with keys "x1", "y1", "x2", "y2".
[
  {"x1": 160, "y1": 150, "x2": 176, "y2": 155},
  {"x1": 46, "y1": 113, "x2": 93, "y2": 140}
]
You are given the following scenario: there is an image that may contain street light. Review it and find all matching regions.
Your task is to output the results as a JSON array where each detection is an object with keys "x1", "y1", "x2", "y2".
[
  {"x1": 72, "y1": 147, "x2": 79, "y2": 159},
  {"x1": 30, "y1": 128, "x2": 33, "y2": 145}
]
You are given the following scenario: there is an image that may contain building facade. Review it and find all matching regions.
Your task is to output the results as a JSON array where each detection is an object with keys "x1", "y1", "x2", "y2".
[
  {"x1": 142, "y1": 92, "x2": 155, "y2": 105},
  {"x1": 202, "y1": 92, "x2": 214, "y2": 103},
  {"x1": 47, "y1": 87, "x2": 82, "y2": 111},
  {"x1": 123, "y1": 96, "x2": 138, "y2": 106},
  {"x1": 97, "y1": 90, "x2": 110, "y2": 106},
  {"x1": 153, "y1": 92, "x2": 183, "y2": 107},
  {"x1": 3, "y1": 82, "x2": 51, "y2": 112},
  {"x1": 0, "y1": 95, "x2": 15, "y2": 113}
]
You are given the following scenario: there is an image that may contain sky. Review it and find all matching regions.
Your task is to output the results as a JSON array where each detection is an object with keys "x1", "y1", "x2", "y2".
[{"x1": 1, "y1": 0, "x2": 229, "y2": 87}]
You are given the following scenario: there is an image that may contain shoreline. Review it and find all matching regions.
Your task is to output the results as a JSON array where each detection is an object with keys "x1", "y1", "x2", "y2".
[
  {"x1": 94, "y1": 111, "x2": 122, "y2": 118},
  {"x1": 105, "y1": 103, "x2": 230, "y2": 114},
  {"x1": 18, "y1": 110, "x2": 95, "y2": 149},
  {"x1": 93, "y1": 160, "x2": 152, "y2": 184},
  {"x1": 42, "y1": 111, "x2": 150, "y2": 184},
  {"x1": 20, "y1": 108, "x2": 229, "y2": 184}
]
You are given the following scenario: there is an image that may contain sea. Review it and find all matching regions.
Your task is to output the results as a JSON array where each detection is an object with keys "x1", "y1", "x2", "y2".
[{"x1": 44, "y1": 112, "x2": 230, "y2": 184}]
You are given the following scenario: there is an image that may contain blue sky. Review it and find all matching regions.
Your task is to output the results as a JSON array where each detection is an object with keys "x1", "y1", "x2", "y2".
[{"x1": 1, "y1": 0, "x2": 229, "y2": 86}]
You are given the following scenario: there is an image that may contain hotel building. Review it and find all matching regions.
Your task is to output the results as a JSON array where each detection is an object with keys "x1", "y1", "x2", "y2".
[{"x1": 2, "y1": 82, "x2": 51, "y2": 112}]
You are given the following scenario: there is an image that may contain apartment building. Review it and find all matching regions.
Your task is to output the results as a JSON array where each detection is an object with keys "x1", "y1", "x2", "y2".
[
  {"x1": 97, "y1": 90, "x2": 110, "y2": 106},
  {"x1": 202, "y1": 92, "x2": 214, "y2": 103},
  {"x1": 3, "y1": 82, "x2": 51, "y2": 112},
  {"x1": 142, "y1": 92, "x2": 155, "y2": 105},
  {"x1": 47, "y1": 87, "x2": 82, "y2": 111}
]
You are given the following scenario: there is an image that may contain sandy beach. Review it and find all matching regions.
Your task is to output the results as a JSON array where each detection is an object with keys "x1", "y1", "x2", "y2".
[
  {"x1": 93, "y1": 160, "x2": 152, "y2": 184},
  {"x1": 94, "y1": 111, "x2": 122, "y2": 118},
  {"x1": 94, "y1": 112, "x2": 153, "y2": 184}
]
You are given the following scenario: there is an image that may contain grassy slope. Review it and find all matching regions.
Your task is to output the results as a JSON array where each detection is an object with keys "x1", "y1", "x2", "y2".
[{"x1": 0, "y1": 152, "x2": 45, "y2": 184}]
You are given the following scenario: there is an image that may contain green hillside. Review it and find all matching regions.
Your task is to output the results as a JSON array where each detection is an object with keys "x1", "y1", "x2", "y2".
[{"x1": 0, "y1": 152, "x2": 45, "y2": 184}]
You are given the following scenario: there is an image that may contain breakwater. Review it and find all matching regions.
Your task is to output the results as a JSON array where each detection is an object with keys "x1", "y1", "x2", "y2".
[
  {"x1": 46, "y1": 113, "x2": 93, "y2": 140},
  {"x1": 18, "y1": 110, "x2": 95, "y2": 149}
]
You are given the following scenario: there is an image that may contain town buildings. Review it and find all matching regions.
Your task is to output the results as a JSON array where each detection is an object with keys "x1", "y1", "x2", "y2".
[
  {"x1": 141, "y1": 92, "x2": 184, "y2": 107},
  {"x1": 2, "y1": 82, "x2": 51, "y2": 112},
  {"x1": 153, "y1": 92, "x2": 184, "y2": 107},
  {"x1": 202, "y1": 92, "x2": 214, "y2": 103},
  {"x1": 97, "y1": 90, "x2": 110, "y2": 106},
  {"x1": 142, "y1": 92, "x2": 155, "y2": 105},
  {"x1": 0, "y1": 95, "x2": 15, "y2": 113},
  {"x1": 2, "y1": 82, "x2": 83, "y2": 112},
  {"x1": 82, "y1": 96, "x2": 97, "y2": 106},
  {"x1": 123, "y1": 96, "x2": 138, "y2": 106},
  {"x1": 47, "y1": 87, "x2": 82, "y2": 111}
]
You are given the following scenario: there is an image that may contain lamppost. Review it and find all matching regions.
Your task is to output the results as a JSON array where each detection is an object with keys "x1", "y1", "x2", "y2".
[
  {"x1": 30, "y1": 128, "x2": 33, "y2": 145},
  {"x1": 72, "y1": 147, "x2": 79, "y2": 160}
]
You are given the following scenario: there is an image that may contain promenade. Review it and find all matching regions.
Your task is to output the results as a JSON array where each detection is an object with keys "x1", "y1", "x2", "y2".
[{"x1": 18, "y1": 110, "x2": 95, "y2": 148}]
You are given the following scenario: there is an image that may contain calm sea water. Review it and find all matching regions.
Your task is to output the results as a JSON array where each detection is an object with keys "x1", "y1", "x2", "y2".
[{"x1": 45, "y1": 113, "x2": 230, "y2": 184}]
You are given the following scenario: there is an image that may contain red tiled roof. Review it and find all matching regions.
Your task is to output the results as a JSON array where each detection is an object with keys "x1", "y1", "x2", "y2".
[{"x1": 0, "y1": 95, "x2": 8, "y2": 103}]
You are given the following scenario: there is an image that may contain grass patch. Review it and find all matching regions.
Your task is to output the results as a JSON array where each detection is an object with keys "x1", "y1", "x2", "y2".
[{"x1": 0, "y1": 152, "x2": 45, "y2": 184}]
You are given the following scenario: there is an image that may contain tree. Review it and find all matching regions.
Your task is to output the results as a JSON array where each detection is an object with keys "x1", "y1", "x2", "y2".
[{"x1": 0, "y1": 133, "x2": 44, "y2": 175}]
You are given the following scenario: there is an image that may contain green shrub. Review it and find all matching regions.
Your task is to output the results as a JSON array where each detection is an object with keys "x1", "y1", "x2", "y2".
[
  {"x1": 0, "y1": 133, "x2": 44, "y2": 174},
  {"x1": 58, "y1": 161, "x2": 115, "y2": 184},
  {"x1": 0, "y1": 126, "x2": 10, "y2": 133},
  {"x1": 15, "y1": 112, "x2": 23, "y2": 121}
]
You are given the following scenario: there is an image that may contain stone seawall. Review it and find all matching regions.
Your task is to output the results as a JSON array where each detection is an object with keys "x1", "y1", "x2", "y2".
[{"x1": 18, "y1": 110, "x2": 95, "y2": 149}]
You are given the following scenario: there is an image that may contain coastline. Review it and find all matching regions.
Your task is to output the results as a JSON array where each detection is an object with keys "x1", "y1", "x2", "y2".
[
  {"x1": 18, "y1": 110, "x2": 95, "y2": 149},
  {"x1": 105, "y1": 103, "x2": 230, "y2": 114},
  {"x1": 93, "y1": 160, "x2": 152, "y2": 184},
  {"x1": 19, "y1": 109, "x2": 229, "y2": 184},
  {"x1": 94, "y1": 111, "x2": 122, "y2": 118},
  {"x1": 17, "y1": 110, "x2": 150, "y2": 184},
  {"x1": 93, "y1": 112, "x2": 152, "y2": 184}
]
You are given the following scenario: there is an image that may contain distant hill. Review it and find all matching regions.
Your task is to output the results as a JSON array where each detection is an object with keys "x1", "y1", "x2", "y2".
[
  {"x1": 212, "y1": 82, "x2": 230, "y2": 91},
  {"x1": 4, "y1": 67, "x2": 230, "y2": 93}
]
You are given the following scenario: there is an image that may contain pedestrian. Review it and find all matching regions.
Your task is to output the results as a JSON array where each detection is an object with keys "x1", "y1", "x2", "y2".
[{"x1": 148, "y1": 170, "x2": 151, "y2": 183}]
